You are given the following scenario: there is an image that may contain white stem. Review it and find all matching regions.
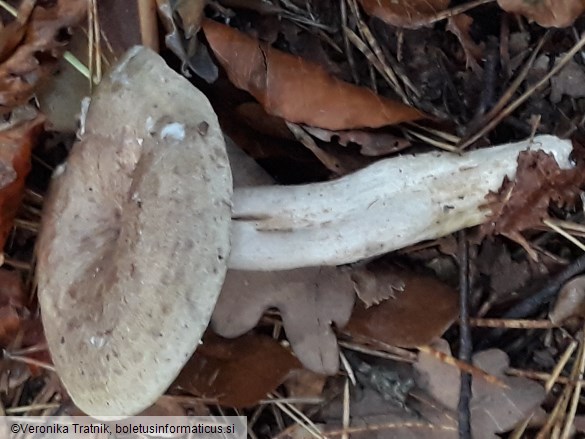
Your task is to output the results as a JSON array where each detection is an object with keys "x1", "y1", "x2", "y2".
[{"x1": 228, "y1": 135, "x2": 574, "y2": 270}]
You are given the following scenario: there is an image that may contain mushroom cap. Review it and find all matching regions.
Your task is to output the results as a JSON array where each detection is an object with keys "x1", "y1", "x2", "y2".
[{"x1": 35, "y1": 47, "x2": 232, "y2": 417}]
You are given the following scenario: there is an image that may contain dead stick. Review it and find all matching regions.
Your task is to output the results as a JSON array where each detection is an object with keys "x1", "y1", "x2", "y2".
[
  {"x1": 480, "y1": 252, "x2": 585, "y2": 347},
  {"x1": 457, "y1": 230, "x2": 472, "y2": 439}
]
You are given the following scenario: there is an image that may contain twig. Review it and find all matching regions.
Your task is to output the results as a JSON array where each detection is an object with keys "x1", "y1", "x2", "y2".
[
  {"x1": 457, "y1": 230, "x2": 472, "y2": 439},
  {"x1": 404, "y1": 128, "x2": 458, "y2": 152},
  {"x1": 346, "y1": 0, "x2": 412, "y2": 102},
  {"x1": 480, "y1": 252, "x2": 585, "y2": 347},
  {"x1": 137, "y1": 0, "x2": 158, "y2": 51},
  {"x1": 417, "y1": 345, "x2": 508, "y2": 388},
  {"x1": 458, "y1": 32, "x2": 548, "y2": 150},
  {"x1": 271, "y1": 393, "x2": 324, "y2": 439},
  {"x1": 338, "y1": 340, "x2": 417, "y2": 363},
  {"x1": 2, "y1": 351, "x2": 55, "y2": 372},
  {"x1": 259, "y1": 397, "x2": 323, "y2": 405},
  {"x1": 544, "y1": 219, "x2": 585, "y2": 253},
  {"x1": 4, "y1": 404, "x2": 60, "y2": 415},
  {"x1": 509, "y1": 340, "x2": 577, "y2": 438},
  {"x1": 342, "y1": 379, "x2": 350, "y2": 439},
  {"x1": 536, "y1": 335, "x2": 584, "y2": 438},
  {"x1": 424, "y1": 0, "x2": 496, "y2": 25},
  {"x1": 324, "y1": 421, "x2": 457, "y2": 436},
  {"x1": 341, "y1": 0, "x2": 359, "y2": 84},
  {"x1": 339, "y1": 350, "x2": 357, "y2": 385},
  {"x1": 469, "y1": 318, "x2": 556, "y2": 329},
  {"x1": 560, "y1": 328, "x2": 585, "y2": 439}
]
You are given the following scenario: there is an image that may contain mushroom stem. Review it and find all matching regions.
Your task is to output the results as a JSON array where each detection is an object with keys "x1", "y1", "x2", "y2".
[{"x1": 228, "y1": 135, "x2": 573, "y2": 271}]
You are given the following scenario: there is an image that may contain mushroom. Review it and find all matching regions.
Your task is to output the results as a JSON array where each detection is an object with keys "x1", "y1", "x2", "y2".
[
  {"x1": 36, "y1": 46, "x2": 575, "y2": 417},
  {"x1": 228, "y1": 134, "x2": 574, "y2": 270},
  {"x1": 36, "y1": 46, "x2": 232, "y2": 417}
]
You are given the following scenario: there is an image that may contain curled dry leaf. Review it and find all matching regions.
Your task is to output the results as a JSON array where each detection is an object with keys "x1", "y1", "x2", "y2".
[
  {"x1": 173, "y1": 333, "x2": 300, "y2": 408},
  {"x1": 202, "y1": 19, "x2": 424, "y2": 130},
  {"x1": 446, "y1": 14, "x2": 483, "y2": 71},
  {"x1": 156, "y1": 0, "x2": 217, "y2": 81},
  {"x1": 414, "y1": 340, "x2": 545, "y2": 438},
  {"x1": 344, "y1": 266, "x2": 458, "y2": 347},
  {"x1": 358, "y1": 0, "x2": 450, "y2": 29},
  {"x1": 497, "y1": 0, "x2": 585, "y2": 28},
  {"x1": 211, "y1": 268, "x2": 355, "y2": 375},
  {"x1": 303, "y1": 126, "x2": 412, "y2": 157},
  {"x1": 549, "y1": 276, "x2": 585, "y2": 324},
  {"x1": 480, "y1": 149, "x2": 585, "y2": 257},
  {"x1": 0, "y1": 0, "x2": 36, "y2": 62},
  {"x1": 0, "y1": 114, "x2": 44, "y2": 250},
  {"x1": 0, "y1": 0, "x2": 87, "y2": 112}
]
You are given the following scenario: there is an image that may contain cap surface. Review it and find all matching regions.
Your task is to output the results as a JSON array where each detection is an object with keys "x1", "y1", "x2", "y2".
[{"x1": 36, "y1": 46, "x2": 232, "y2": 417}]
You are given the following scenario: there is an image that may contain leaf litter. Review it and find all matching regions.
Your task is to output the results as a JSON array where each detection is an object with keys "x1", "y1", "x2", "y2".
[
  {"x1": 0, "y1": 0, "x2": 87, "y2": 111},
  {"x1": 5, "y1": 0, "x2": 585, "y2": 436}
]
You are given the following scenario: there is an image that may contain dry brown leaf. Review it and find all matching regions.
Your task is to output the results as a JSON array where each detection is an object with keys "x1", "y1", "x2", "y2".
[
  {"x1": 549, "y1": 276, "x2": 585, "y2": 324},
  {"x1": 358, "y1": 0, "x2": 450, "y2": 29},
  {"x1": 0, "y1": 114, "x2": 44, "y2": 249},
  {"x1": 414, "y1": 340, "x2": 545, "y2": 438},
  {"x1": 202, "y1": 19, "x2": 424, "y2": 130},
  {"x1": 0, "y1": 0, "x2": 36, "y2": 62},
  {"x1": 480, "y1": 149, "x2": 585, "y2": 255},
  {"x1": 497, "y1": 0, "x2": 585, "y2": 28},
  {"x1": 446, "y1": 14, "x2": 483, "y2": 71},
  {"x1": 0, "y1": 0, "x2": 86, "y2": 112},
  {"x1": 156, "y1": 0, "x2": 217, "y2": 81},
  {"x1": 345, "y1": 266, "x2": 458, "y2": 347},
  {"x1": 173, "y1": 333, "x2": 301, "y2": 408},
  {"x1": 211, "y1": 267, "x2": 355, "y2": 374},
  {"x1": 284, "y1": 369, "x2": 327, "y2": 400},
  {"x1": 303, "y1": 126, "x2": 412, "y2": 157}
]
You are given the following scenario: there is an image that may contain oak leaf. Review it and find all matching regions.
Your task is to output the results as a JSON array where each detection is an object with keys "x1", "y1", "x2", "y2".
[{"x1": 211, "y1": 267, "x2": 355, "y2": 375}]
